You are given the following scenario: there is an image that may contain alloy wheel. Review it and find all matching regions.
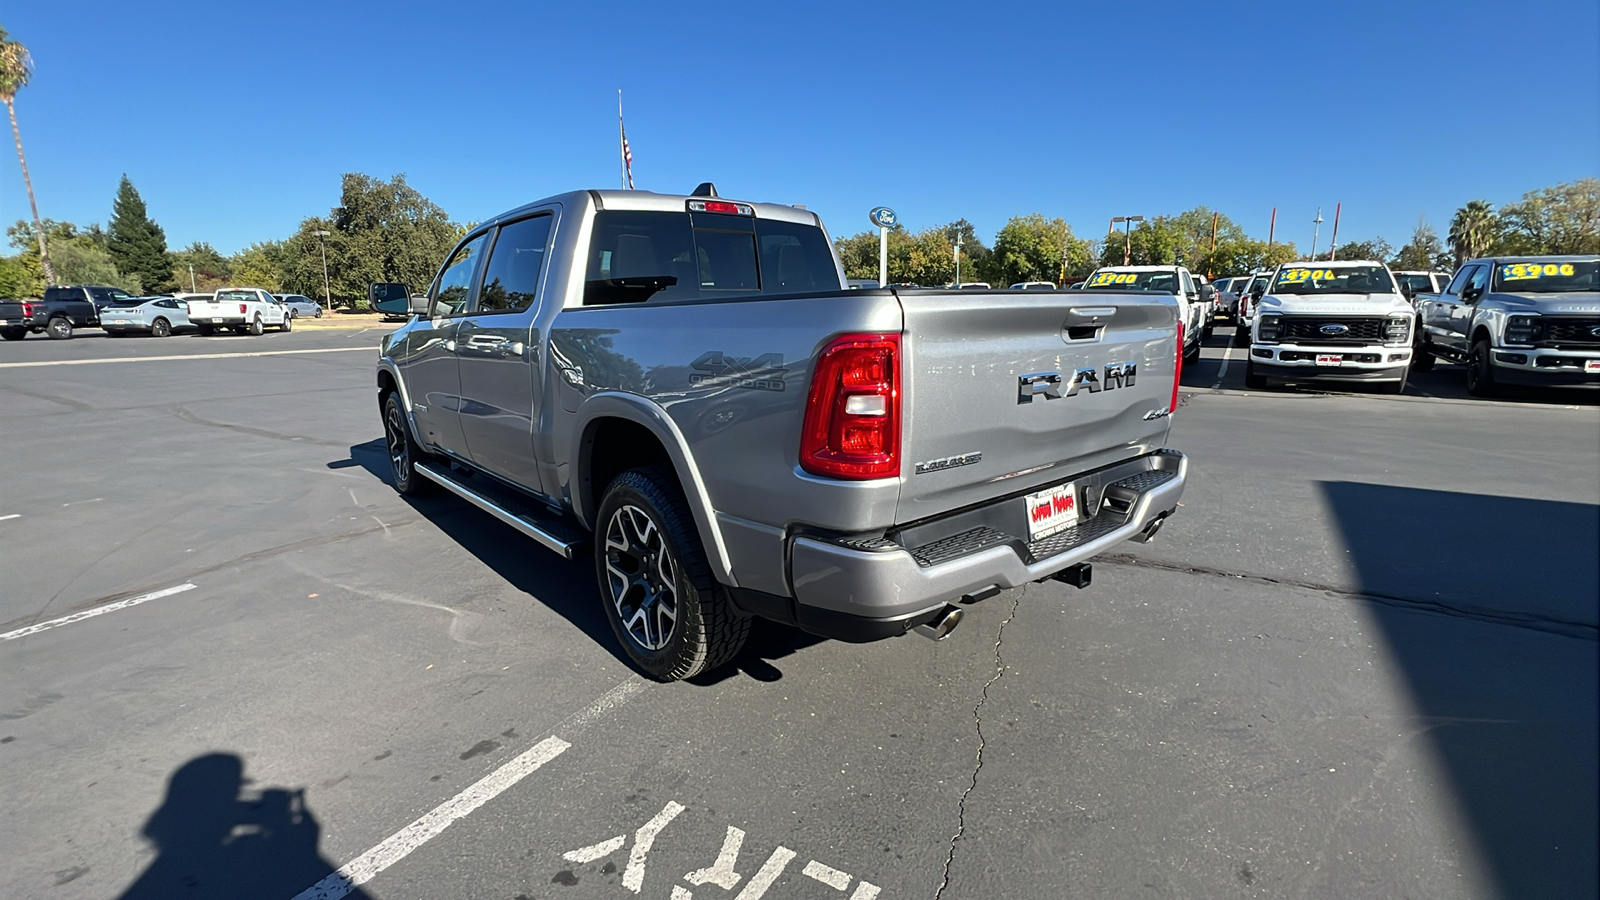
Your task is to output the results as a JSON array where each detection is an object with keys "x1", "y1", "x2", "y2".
[
  {"x1": 385, "y1": 402, "x2": 409, "y2": 483},
  {"x1": 603, "y1": 505, "x2": 679, "y2": 651}
]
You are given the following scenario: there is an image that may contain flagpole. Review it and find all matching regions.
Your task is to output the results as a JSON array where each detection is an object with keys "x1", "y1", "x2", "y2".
[{"x1": 618, "y1": 90, "x2": 625, "y2": 190}]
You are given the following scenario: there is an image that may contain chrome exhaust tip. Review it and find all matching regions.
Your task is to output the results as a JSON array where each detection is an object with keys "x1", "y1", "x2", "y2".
[
  {"x1": 1130, "y1": 514, "x2": 1167, "y2": 544},
  {"x1": 913, "y1": 604, "x2": 964, "y2": 641}
]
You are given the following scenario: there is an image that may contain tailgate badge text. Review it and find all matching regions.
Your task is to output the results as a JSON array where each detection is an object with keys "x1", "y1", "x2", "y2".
[{"x1": 1018, "y1": 362, "x2": 1136, "y2": 403}]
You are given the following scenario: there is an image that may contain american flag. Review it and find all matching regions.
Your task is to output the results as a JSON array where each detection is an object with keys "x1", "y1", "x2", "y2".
[{"x1": 622, "y1": 128, "x2": 635, "y2": 190}]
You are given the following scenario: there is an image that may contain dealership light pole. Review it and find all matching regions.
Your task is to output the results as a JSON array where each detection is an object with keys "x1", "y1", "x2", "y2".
[
  {"x1": 1309, "y1": 209, "x2": 1324, "y2": 260},
  {"x1": 312, "y1": 230, "x2": 332, "y2": 312},
  {"x1": 1111, "y1": 215, "x2": 1144, "y2": 265},
  {"x1": 953, "y1": 231, "x2": 964, "y2": 286}
]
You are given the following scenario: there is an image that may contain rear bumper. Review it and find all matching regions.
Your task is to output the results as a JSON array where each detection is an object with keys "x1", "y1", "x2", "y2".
[{"x1": 771, "y1": 449, "x2": 1187, "y2": 641}]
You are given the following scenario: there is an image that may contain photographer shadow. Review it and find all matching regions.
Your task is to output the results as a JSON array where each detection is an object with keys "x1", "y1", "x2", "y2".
[{"x1": 118, "y1": 753, "x2": 368, "y2": 900}]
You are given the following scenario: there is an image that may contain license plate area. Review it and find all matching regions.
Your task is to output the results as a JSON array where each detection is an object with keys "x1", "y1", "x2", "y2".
[
  {"x1": 1586, "y1": 360, "x2": 1600, "y2": 373},
  {"x1": 1025, "y1": 482, "x2": 1079, "y2": 541},
  {"x1": 1315, "y1": 354, "x2": 1343, "y2": 366}
]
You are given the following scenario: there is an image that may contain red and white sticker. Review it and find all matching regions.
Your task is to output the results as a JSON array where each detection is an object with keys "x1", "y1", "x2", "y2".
[
  {"x1": 1315, "y1": 354, "x2": 1343, "y2": 366},
  {"x1": 1585, "y1": 359, "x2": 1600, "y2": 373},
  {"x1": 1026, "y1": 482, "x2": 1079, "y2": 541}
]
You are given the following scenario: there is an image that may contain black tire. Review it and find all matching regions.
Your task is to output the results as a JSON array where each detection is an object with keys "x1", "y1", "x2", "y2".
[
  {"x1": 247, "y1": 316, "x2": 264, "y2": 336},
  {"x1": 151, "y1": 317, "x2": 171, "y2": 338},
  {"x1": 1201, "y1": 317, "x2": 1215, "y2": 341},
  {"x1": 1411, "y1": 333, "x2": 1435, "y2": 372},
  {"x1": 196, "y1": 324, "x2": 214, "y2": 336},
  {"x1": 382, "y1": 391, "x2": 435, "y2": 497},
  {"x1": 1183, "y1": 333, "x2": 1201, "y2": 362},
  {"x1": 1466, "y1": 339, "x2": 1498, "y2": 398},
  {"x1": 46, "y1": 316, "x2": 73, "y2": 340},
  {"x1": 596, "y1": 466, "x2": 750, "y2": 682},
  {"x1": 280, "y1": 314, "x2": 293, "y2": 332},
  {"x1": 314, "y1": 307, "x2": 323, "y2": 318},
  {"x1": 1244, "y1": 358, "x2": 1267, "y2": 389},
  {"x1": 1, "y1": 327, "x2": 26, "y2": 341},
  {"x1": 1233, "y1": 325, "x2": 1251, "y2": 347}
]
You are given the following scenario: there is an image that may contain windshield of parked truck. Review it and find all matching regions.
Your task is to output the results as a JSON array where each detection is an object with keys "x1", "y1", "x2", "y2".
[
  {"x1": 1270, "y1": 265, "x2": 1395, "y2": 295},
  {"x1": 1492, "y1": 259, "x2": 1599, "y2": 293},
  {"x1": 584, "y1": 210, "x2": 840, "y2": 305},
  {"x1": 1084, "y1": 270, "x2": 1180, "y2": 293}
]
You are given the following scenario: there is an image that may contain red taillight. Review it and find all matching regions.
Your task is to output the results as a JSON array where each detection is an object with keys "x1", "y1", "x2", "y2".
[
  {"x1": 1170, "y1": 322, "x2": 1184, "y2": 413},
  {"x1": 703, "y1": 201, "x2": 740, "y2": 214},
  {"x1": 239, "y1": 303, "x2": 247, "y2": 314},
  {"x1": 800, "y1": 333, "x2": 901, "y2": 480},
  {"x1": 20, "y1": 301, "x2": 33, "y2": 317}
]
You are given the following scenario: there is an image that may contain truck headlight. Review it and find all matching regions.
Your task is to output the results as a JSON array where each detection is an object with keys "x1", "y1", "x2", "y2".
[
  {"x1": 1384, "y1": 315, "x2": 1412, "y2": 344},
  {"x1": 1257, "y1": 314, "x2": 1280, "y2": 342},
  {"x1": 1504, "y1": 315, "x2": 1538, "y2": 345}
]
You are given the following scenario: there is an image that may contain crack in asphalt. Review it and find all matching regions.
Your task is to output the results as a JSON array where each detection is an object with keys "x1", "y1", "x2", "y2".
[
  {"x1": 174, "y1": 406, "x2": 351, "y2": 448},
  {"x1": 1097, "y1": 553, "x2": 1597, "y2": 641},
  {"x1": 0, "y1": 518, "x2": 418, "y2": 634},
  {"x1": 936, "y1": 586, "x2": 1024, "y2": 900}
]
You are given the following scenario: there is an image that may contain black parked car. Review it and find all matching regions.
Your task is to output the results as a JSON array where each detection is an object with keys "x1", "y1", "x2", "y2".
[{"x1": 0, "y1": 284, "x2": 137, "y2": 340}]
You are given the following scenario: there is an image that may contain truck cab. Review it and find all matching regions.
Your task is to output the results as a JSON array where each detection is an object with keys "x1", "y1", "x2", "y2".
[
  {"x1": 1412, "y1": 255, "x2": 1600, "y2": 396},
  {"x1": 1243, "y1": 260, "x2": 1415, "y2": 393},
  {"x1": 1081, "y1": 265, "x2": 1214, "y2": 358}
]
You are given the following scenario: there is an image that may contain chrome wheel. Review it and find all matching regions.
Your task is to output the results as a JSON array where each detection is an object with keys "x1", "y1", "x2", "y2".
[{"x1": 604, "y1": 505, "x2": 678, "y2": 651}]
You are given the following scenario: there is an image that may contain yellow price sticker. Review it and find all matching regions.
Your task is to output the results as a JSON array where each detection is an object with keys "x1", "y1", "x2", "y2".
[
  {"x1": 1501, "y1": 262, "x2": 1575, "y2": 280},
  {"x1": 1278, "y1": 268, "x2": 1336, "y2": 284},
  {"x1": 1091, "y1": 272, "x2": 1138, "y2": 286}
]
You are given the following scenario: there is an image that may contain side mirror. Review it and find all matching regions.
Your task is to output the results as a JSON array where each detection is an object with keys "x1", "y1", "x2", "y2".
[
  {"x1": 1461, "y1": 286, "x2": 1482, "y2": 303},
  {"x1": 1250, "y1": 288, "x2": 1265, "y2": 301},
  {"x1": 1199, "y1": 284, "x2": 1216, "y2": 301},
  {"x1": 369, "y1": 282, "x2": 418, "y2": 317}
]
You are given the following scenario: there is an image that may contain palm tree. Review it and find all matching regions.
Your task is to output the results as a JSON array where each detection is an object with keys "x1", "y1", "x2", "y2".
[
  {"x1": 1448, "y1": 200, "x2": 1496, "y2": 266},
  {"x1": 0, "y1": 27, "x2": 53, "y2": 286}
]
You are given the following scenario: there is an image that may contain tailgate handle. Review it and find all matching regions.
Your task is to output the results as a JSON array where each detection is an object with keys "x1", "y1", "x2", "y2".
[{"x1": 1068, "y1": 307, "x2": 1117, "y2": 319}]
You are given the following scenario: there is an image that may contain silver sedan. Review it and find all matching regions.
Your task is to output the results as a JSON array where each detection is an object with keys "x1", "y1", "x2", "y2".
[
  {"x1": 275, "y1": 294, "x2": 324, "y2": 318},
  {"x1": 99, "y1": 296, "x2": 196, "y2": 337}
]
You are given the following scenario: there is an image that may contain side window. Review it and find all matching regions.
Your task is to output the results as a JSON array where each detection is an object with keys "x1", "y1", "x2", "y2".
[
  {"x1": 431, "y1": 233, "x2": 489, "y2": 317},
  {"x1": 1444, "y1": 266, "x2": 1475, "y2": 296},
  {"x1": 477, "y1": 215, "x2": 553, "y2": 314},
  {"x1": 1179, "y1": 271, "x2": 1195, "y2": 294},
  {"x1": 1466, "y1": 265, "x2": 1489, "y2": 295}
]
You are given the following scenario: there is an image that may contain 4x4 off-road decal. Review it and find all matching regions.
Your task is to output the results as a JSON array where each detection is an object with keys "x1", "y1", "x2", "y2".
[{"x1": 690, "y1": 352, "x2": 786, "y2": 392}]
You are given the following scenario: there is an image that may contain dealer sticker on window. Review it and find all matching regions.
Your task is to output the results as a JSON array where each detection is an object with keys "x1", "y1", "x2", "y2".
[{"x1": 1026, "y1": 482, "x2": 1079, "y2": 541}]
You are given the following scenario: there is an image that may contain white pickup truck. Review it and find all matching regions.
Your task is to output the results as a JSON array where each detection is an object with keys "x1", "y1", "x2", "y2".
[
  {"x1": 1243, "y1": 261, "x2": 1416, "y2": 393},
  {"x1": 185, "y1": 287, "x2": 291, "y2": 336},
  {"x1": 1081, "y1": 265, "x2": 1214, "y2": 359}
]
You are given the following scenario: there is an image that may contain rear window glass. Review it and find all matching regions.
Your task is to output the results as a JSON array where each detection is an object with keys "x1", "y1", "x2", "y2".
[
  {"x1": 106, "y1": 297, "x2": 148, "y2": 307},
  {"x1": 584, "y1": 210, "x2": 839, "y2": 306},
  {"x1": 216, "y1": 290, "x2": 256, "y2": 302}
]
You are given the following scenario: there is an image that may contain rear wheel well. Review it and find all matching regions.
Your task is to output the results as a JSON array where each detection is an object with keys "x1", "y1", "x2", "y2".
[{"x1": 583, "y1": 418, "x2": 673, "y2": 527}]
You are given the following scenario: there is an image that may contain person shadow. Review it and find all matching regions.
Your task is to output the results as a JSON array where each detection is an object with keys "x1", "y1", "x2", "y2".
[{"x1": 117, "y1": 753, "x2": 371, "y2": 900}]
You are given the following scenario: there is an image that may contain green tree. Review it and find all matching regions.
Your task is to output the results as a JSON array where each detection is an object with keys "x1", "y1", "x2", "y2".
[
  {"x1": 107, "y1": 175, "x2": 176, "y2": 293},
  {"x1": 1448, "y1": 199, "x2": 1499, "y2": 265},
  {"x1": 989, "y1": 214, "x2": 1091, "y2": 285},
  {"x1": 0, "y1": 27, "x2": 52, "y2": 285},
  {"x1": 1393, "y1": 220, "x2": 1448, "y2": 271},
  {"x1": 0, "y1": 252, "x2": 36, "y2": 296},
  {"x1": 1329, "y1": 237, "x2": 1392, "y2": 263},
  {"x1": 902, "y1": 226, "x2": 960, "y2": 287},
  {"x1": 293, "y1": 172, "x2": 460, "y2": 307},
  {"x1": 171, "y1": 241, "x2": 232, "y2": 292},
  {"x1": 1099, "y1": 217, "x2": 1185, "y2": 266},
  {"x1": 6, "y1": 219, "x2": 138, "y2": 292},
  {"x1": 230, "y1": 241, "x2": 286, "y2": 290},
  {"x1": 1496, "y1": 178, "x2": 1600, "y2": 255},
  {"x1": 1170, "y1": 207, "x2": 1245, "y2": 271},
  {"x1": 1197, "y1": 239, "x2": 1299, "y2": 276}
]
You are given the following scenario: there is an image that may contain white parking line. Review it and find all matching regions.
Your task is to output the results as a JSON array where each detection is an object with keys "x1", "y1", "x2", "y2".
[
  {"x1": 0, "y1": 346, "x2": 374, "y2": 369},
  {"x1": 1, "y1": 583, "x2": 198, "y2": 641},
  {"x1": 291, "y1": 737, "x2": 571, "y2": 900},
  {"x1": 1213, "y1": 340, "x2": 1239, "y2": 389},
  {"x1": 0, "y1": 514, "x2": 18, "y2": 522}
]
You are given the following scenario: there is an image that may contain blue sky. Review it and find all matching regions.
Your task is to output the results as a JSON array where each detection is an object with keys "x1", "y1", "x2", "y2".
[{"x1": 2, "y1": 0, "x2": 1596, "y2": 257}]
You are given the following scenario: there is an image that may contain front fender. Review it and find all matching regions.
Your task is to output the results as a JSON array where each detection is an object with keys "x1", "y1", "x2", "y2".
[
  {"x1": 569, "y1": 392, "x2": 735, "y2": 585},
  {"x1": 376, "y1": 357, "x2": 423, "y2": 444}
]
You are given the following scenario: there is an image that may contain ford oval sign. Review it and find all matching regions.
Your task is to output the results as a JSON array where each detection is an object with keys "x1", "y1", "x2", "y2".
[
  {"x1": 1320, "y1": 323, "x2": 1349, "y2": 336},
  {"x1": 869, "y1": 207, "x2": 897, "y2": 229}
]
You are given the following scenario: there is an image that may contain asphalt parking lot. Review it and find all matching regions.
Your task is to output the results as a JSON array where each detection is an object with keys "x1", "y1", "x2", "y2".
[{"x1": 2, "y1": 325, "x2": 1596, "y2": 900}]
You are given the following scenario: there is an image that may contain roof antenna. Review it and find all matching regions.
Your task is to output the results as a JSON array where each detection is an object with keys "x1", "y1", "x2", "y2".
[{"x1": 690, "y1": 182, "x2": 718, "y2": 198}]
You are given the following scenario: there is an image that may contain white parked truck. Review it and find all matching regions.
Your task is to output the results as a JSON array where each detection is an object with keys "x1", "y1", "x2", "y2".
[
  {"x1": 1243, "y1": 261, "x2": 1416, "y2": 393},
  {"x1": 185, "y1": 287, "x2": 291, "y2": 335}
]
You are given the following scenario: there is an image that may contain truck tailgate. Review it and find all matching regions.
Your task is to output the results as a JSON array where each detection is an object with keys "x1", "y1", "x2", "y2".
[{"x1": 894, "y1": 288, "x2": 1178, "y2": 524}]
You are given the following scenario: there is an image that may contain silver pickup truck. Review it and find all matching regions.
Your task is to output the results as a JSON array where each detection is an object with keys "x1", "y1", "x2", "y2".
[
  {"x1": 377, "y1": 186, "x2": 1188, "y2": 681},
  {"x1": 1413, "y1": 255, "x2": 1600, "y2": 396}
]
